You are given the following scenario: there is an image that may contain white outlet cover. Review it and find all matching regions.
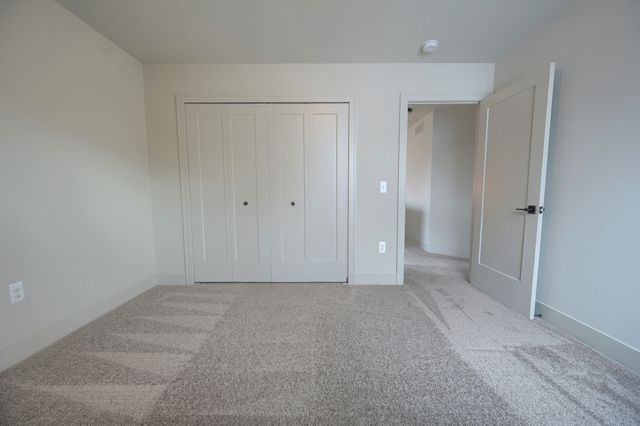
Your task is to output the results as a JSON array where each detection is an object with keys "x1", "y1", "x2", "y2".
[
  {"x1": 378, "y1": 241, "x2": 386, "y2": 254},
  {"x1": 9, "y1": 281, "x2": 24, "y2": 304},
  {"x1": 379, "y1": 181, "x2": 388, "y2": 193}
]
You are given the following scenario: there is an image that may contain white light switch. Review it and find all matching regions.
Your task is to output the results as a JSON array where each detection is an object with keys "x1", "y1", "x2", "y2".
[
  {"x1": 378, "y1": 241, "x2": 386, "y2": 254},
  {"x1": 379, "y1": 181, "x2": 387, "y2": 193}
]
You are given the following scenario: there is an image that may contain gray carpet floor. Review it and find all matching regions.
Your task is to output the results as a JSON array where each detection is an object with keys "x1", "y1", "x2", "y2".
[{"x1": 1, "y1": 245, "x2": 639, "y2": 424}]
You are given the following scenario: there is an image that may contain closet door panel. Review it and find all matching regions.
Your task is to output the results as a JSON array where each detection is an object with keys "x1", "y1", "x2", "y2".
[
  {"x1": 269, "y1": 106, "x2": 309, "y2": 281},
  {"x1": 308, "y1": 104, "x2": 349, "y2": 281},
  {"x1": 228, "y1": 106, "x2": 271, "y2": 281},
  {"x1": 186, "y1": 104, "x2": 270, "y2": 282},
  {"x1": 186, "y1": 105, "x2": 232, "y2": 281},
  {"x1": 279, "y1": 114, "x2": 307, "y2": 262},
  {"x1": 229, "y1": 113, "x2": 259, "y2": 260},
  {"x1": 309, "y1": 113, "x2": 338, "y2": 261},
  {"x1": 268, "y1": 103, "x2": 348, "y2": 282}
]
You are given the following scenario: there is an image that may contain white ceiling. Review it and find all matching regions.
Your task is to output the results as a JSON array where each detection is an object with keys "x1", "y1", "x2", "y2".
[{"x1": 55, "y1": 0, "x2": 574, "y2": 64}]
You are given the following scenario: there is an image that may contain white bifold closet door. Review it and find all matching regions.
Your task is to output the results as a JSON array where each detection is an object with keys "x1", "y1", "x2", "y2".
[
  {"x1": 268, "y1": 104, "x2": 349, "y2": 282},
  {"x1": 186, "y1": 103, "x2": 348, "y2": 282},
  {"x1": 186, "y1": 104, "x2": 271, "y2": 282}
]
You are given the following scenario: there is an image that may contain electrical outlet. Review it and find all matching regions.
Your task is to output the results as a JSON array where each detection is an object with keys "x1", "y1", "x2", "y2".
[
  {"x1": 379, "y1": 181, "x2": 388, "y2": 193},
  {"x1": 9, "y1": 281, "x2": 24, "y2": 304},
  {"x1": 378, "y1": 241, "x2": 386, "y2": 254}
]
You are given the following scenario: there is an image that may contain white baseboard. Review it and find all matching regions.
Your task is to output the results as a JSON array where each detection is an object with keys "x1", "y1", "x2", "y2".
[
  {"x1": 158, "y1": 272, "x2": 399, "y2": 286},
  {"x1": 536, "y1": 301, "x2": 640, "y2": 375},
  {"x1": 0, "y1": 275, "x2": 158, "y2": 373},
  {"x1": 423, "y1": 242, "x2": 469, "y2": 260},
  {"x1": 351, "y1": 272, "x2": 399, "y2": 285}
]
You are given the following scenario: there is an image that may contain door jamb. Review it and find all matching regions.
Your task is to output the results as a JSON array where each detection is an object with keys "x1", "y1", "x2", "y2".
[
  {"x1": 176, "y1": 95, "x2": 357, "y2": 285},
  {"x1": 396, "y1": 93, "x2": 486, "y2": 285}
]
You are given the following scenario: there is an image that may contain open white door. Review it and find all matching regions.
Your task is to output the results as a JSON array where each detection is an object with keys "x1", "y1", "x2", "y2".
[{"x1": 470, "y1": 63, "x2": 555, "y2": 319}]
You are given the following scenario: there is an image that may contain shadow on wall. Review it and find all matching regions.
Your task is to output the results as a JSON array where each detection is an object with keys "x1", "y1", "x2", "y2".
[{"x1": 405, "y1": 206, "x2": 427, "y2": 245}]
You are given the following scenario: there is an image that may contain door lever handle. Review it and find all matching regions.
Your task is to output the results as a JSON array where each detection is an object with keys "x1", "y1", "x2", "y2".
[{"x1": 515, "y1": 205, "x2": 536, "y2": 214}]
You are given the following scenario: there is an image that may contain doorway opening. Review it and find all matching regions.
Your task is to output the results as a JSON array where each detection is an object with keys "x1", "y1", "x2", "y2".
[
  {"x1": 398, "y1": 65, "x2": 554, "y2": 319},
  {"x1": 403, "y1": 103, "x2": 478, "y2": 282}
]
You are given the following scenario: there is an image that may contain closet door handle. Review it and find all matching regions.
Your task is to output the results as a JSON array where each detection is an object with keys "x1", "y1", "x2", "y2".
[
  {"x1": 515, "y1": 205, "x2": 535, "y2": 214},
  {"x1": 243, "y1": 201, "x2": 248, "y2": 206},
  {"x1": 290, "y1": 201, "x2": 296, "y2": 206}
]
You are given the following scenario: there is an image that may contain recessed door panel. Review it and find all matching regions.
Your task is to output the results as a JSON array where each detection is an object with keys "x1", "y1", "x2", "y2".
[
  {"x1": 479, "y1": 88, "x2": 534, "y2": 281},
  {"x1": 309, "y1": 114, "x2": 337, "y2": 261},
  {"x1": 197, "y1": 115, "x2": 229, "y2": 263},
  {"x1": 228, "y1": 106, "x2": 271, "y2": 281},
  {"x1": 308, "y1": 105, "x2": 348, "y2": 281},
  {"x1": 186, "y1": 106, "x2": 232, "y2": 281},
  {"x1": 268, "y1": 107, "x2": 309, "y2": 281},
  {"x1": 230, "y1": 113, "x2": 260, "y2": 261},
  {"x1": 279, "y1": 114, "x2": 307, "y2": 262}
]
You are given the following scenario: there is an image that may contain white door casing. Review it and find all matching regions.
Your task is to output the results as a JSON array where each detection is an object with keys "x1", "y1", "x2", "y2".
[{"x1": 470, "y1": 63, "x2": 555, "y2": 318}]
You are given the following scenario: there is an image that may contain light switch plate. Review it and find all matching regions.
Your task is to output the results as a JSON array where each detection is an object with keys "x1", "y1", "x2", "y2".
[
  {"x1": 9, "y1": 281, "x2": 24, "y2": 304},
  {"x1": 379, "y1": 181, "x2": 387, "y2": 193},
  {"x1": 378, "y1": 241, "x2": 386, "y2": 254}
]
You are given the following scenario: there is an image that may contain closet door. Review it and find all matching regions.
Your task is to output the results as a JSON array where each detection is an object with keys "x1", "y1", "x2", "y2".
[
  {"x1": 268, "y1": 104, "x2": 348, "y2": 282},
  {"x1": 227, "y1": 105, "x2": 271, "y2": 281},
  {"x1": 307, "y1": 104, "x2": 349, "y2": 281},
  {"x1": 186, "y1": 104, "x2": 231, "y2": 281},
  {"x1": 186, "y1": 104, "x2": 270, "y2": 282},
  {"x1": 268, "y1": 105, "x2": 308, "y2": 281}
]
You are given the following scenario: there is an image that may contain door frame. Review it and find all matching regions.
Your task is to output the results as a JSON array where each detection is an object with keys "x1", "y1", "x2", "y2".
[
  {"x1": 176, "y1": 95, "x2": 356, "y2": 285},
  {"x1": 396, "y1": 93, "x2": 488, "y2": 285}
]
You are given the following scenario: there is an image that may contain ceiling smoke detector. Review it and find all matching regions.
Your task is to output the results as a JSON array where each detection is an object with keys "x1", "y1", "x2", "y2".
[{"x1": 421, "y1": 40, "x2": 439, "y2": 54}]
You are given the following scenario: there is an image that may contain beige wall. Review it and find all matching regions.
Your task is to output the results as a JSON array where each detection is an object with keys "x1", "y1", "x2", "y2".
[
  {"x1": 0, "y1": 0, "x2": 156, "y2": 370},
  {"x1": 405, "y1": 112, "x2": 433, "y2": 247},
  {"x1": 428, "y1": 105, "x2": 476, "y2": 259},
  {"x1": 495, "y1": 0, "x2": 640, "y2": 364},
  {"x1": 143, "y1": 63, "x2": 493, "y2": 284}
]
